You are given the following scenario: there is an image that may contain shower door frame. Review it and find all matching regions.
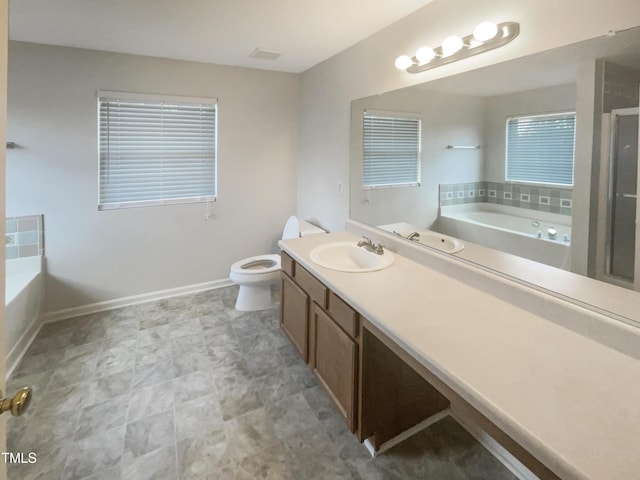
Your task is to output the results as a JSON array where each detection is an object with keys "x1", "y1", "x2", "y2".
[
  {"x1": 597, "y1": 107, "x2": 640, "y2": 289},
  {"x1": 636, "y1": 88, "x2": 640, "y2": 292}
]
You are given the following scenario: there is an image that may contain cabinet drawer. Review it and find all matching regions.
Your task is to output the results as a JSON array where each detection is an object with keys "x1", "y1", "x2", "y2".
[
  {"x1": 295, "y1": 265, "x2": 327, "y2": 309},
  {"x1": 281, "y1": 251, "x2": 295, "y2": 277},
  {"x1": 327, "y1": 291, "x2": 359, "y2": 339}
]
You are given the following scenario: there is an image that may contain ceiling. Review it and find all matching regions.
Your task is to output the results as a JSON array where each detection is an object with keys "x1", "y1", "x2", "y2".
[{"x1": 9, "y1": 0, "x2": 435, "y2": 73}]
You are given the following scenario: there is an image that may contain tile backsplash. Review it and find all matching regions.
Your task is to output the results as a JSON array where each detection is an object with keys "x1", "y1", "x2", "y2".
[
  {"x1": 6, "y1": 214, "x2": 45, "y2": 259},
  {"x1": 440, "y1": 182, "x2": 572, "y2": 216}
]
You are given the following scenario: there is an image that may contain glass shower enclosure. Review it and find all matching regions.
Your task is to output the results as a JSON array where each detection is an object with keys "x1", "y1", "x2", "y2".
[{"x1": 606, "y1": 107, "x2": 639, "y2": 283}]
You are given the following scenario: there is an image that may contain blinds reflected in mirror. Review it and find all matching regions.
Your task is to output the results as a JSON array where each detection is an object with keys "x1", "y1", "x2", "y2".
[
  {"x1": 506, "y1": 112, "x2": 575, "y2": 186},
  {"x1": 363, "y1": 110, "x2": 421, "y2": 189}
]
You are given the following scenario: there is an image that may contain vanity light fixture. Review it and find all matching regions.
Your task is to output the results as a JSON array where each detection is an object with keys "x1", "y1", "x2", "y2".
[
  {"x1": 473, "y1": 21, "x2": 499, "y2": 42},
  {"x1": 395, "y1": 21, "x2": 519, "y2": 74},
  {"x1": 441, "y1": 35, "x2": 463, "y2": 56}
]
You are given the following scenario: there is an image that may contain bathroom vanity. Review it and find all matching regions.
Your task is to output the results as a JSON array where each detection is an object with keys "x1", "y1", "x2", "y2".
[
  {"x1": 279, "y1": 228, "x2": 640, "y2": 480},
  {"x1": 280, "y1": 251, "x2": 449, "y2": 441}
]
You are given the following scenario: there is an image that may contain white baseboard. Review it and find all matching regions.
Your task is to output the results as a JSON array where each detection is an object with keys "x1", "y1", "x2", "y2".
[
  {"x1": 450, "y1": 409, "x2": 538, "y2": 480},
  {"x1": 43, "y1": 278, "x2": 234, "y2": 323},
  {"x1": 6, "y1": 313, "x2": 44, "y2": 380}
]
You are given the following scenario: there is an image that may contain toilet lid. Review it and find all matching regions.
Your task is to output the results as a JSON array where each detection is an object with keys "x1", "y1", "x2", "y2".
[{"x1": 282, "y1": 216, "x2": 300, "y2": 240}]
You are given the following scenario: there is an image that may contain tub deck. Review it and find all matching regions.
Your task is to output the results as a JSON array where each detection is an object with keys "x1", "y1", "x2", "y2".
[
  {"x1": 6, "y1": 271, "x2": 40, "y2": 306},
  {"x1": 437, "y1": 204, "x2": 572, "y2": 270}
]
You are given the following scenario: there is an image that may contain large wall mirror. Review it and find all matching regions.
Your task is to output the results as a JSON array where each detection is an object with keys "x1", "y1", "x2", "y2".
[{"x1": 350, "y1": 26, "x2": 640, "y2": 326}]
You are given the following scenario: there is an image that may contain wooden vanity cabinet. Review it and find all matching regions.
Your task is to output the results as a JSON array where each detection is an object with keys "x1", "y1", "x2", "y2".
[
  {"x1": 280, "y1": 250, "x2": 446, "y2": 443},
  {"x1": 280, "y1": 273, "x2": 310, "y2": 361},
  {"x1": 311, "y1": 297, "x2": 359, "y2": 432},
  {"x1": 281, "y1": 251, "x2": 563, "y2": 476},
  {"x1": 280, "y1": 251, "x2": 328, "y2": 363},
  {"x1": 280, "y1": 252, "x2": 359, "y2": 432}
]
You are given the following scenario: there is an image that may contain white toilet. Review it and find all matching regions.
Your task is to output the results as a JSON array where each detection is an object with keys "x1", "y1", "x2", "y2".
[{"x1": 229, "y1": 216, "x2": 325, "y2": 311}]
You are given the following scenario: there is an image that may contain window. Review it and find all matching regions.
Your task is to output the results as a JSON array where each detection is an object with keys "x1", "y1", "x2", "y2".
[
  {"x1": 98, "y1": 91, "x2": 217, "y2": 210},
  {"x1": 505, "y1": 112, "x2": 575, "y2": 186},
  {"x1": 363, "y1": 110, "x2": 421, "y2": 189}
]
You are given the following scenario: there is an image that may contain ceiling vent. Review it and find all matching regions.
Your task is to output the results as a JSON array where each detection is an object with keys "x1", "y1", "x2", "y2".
[{"x1": 249, "y1": 48, "x2": 283, "y2": 60}]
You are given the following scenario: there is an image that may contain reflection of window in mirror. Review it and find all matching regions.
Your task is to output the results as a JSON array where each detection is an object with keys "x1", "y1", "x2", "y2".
[
  {"x1": 363, "y1": 110, "x2": 421, "y2": 189},
  {"x1": 505, "y1": 111, "x2": 575, "y2": 186}
]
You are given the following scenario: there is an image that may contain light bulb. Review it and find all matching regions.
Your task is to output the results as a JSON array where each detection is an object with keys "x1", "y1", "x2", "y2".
[
  {"x1": 415, "y1": 46, "x2": 436, "y2": 64},
  {"x1": 441, "y1": 36, "x2": 463, "y2": 56},
  {"x1": 394, "y1": 55, "x2": 413, "y2": 70},
  {"x1": 473, "y1": 22, "x2": 498, "y2": 42}
]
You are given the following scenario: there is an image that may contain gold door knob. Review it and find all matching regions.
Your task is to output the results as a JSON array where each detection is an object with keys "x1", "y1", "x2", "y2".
[{"x1": 0, "y1": 387, "x2": 32, "y2": 417}]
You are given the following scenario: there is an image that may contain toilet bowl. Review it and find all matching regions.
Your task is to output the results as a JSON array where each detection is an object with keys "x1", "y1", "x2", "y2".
[{"x1": 230, "y1": 216, "x2": 325, "y2": 311}]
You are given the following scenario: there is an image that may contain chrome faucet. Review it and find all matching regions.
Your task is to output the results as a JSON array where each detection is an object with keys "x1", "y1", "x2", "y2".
[
  {"x1": 357, "y1": 236, "x2": 384, "y2": 255},
  {"x1": 406, "y1": 231, "x2": 420, "y2": 241},
  {"x1": 392, "y1": 231, "x2": 420, "y2": 241}
]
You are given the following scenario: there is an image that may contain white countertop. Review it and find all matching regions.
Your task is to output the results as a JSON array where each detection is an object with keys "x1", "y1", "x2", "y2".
[{"x1": 280, "y1": 230, "x2": 640, "y2": 480}]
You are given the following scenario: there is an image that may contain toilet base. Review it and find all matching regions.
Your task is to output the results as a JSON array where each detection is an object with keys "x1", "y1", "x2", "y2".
[{"x1": 235, "y1": 283, "x2": 279, "y2": 311}]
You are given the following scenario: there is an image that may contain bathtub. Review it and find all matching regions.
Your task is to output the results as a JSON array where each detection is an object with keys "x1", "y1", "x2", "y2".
[
  {"x1": 6, "y1": 256, "x2": 43, "y2": 377},
  {"x1": 437, "y1": 203, "x2": 572, "y2": 269}
]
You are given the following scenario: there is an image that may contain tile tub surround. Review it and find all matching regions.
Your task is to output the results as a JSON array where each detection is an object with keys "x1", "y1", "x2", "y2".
[
  {"x1": 7, "y1": 286, "x2": 515, "y2": 480},
  {"x1": 439, "y1": 182, "x2": 573, "y2": 216},
  {"x1": 6, "y1": 214, "x2": 45, "y2": 259},
  {"x1": 280, "y1": 229, "x2": 640, "y2": 480}
]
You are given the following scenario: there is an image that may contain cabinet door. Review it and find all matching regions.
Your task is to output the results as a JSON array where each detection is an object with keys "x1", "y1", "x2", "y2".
[
  {"x1": 280, "y1": 273, "x2": 309, "y2": 362},
  {"x1": 312, "y1": 304, "x2": 357, "y2": 432}
]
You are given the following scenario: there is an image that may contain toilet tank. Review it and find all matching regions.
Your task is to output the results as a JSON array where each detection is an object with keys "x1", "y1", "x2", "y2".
[
  {"x1": 299, "y1": 220, "x2": 326, "y2": 237},
  {"x1": 282, "y1": 216, "x2": 325, "y2": 240}
]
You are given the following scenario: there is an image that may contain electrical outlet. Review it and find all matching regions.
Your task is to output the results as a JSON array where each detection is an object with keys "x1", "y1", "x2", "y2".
[{"x1": 6, "y1": 234, "x2": 15, "y2": 245}]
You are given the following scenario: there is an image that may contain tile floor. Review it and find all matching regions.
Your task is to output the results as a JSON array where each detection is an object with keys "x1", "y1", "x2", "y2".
[{"x1": 7, "y1": 286, "x2": 518, "y2": 480}]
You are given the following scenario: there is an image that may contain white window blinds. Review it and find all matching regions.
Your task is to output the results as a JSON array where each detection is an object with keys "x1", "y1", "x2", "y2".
[
  {"x1": 363, "y1": 110, "x2": 421, "y2": 189},
  {"x1": 98, "y1": 91, "x2": 217, "y2": 210},
  {"x1": 506, "y1": 112, "x2": 575, "y2": 186}
]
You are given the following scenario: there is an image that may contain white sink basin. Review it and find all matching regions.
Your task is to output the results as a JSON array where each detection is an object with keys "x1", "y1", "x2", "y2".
[
  {"x1": 310, "y1": 242, "x2": 395, "y2": 273},
  {"x1": 398, "y1": 230, "x2": 464, "y2": 254}
]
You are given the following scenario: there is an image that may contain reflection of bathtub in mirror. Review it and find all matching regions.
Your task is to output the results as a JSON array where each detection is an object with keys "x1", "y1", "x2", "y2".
[
  {"x1": 378, "y1": 222, "x2": 464, "y2": 254},
  {"x1": 436, "y1": 204, "x2": 572, "y2": 269}
]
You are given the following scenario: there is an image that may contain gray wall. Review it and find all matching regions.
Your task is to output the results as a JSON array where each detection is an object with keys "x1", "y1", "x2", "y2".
[{"x1": 6, "y1": 41, "x2": 299, "y2": 313}]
